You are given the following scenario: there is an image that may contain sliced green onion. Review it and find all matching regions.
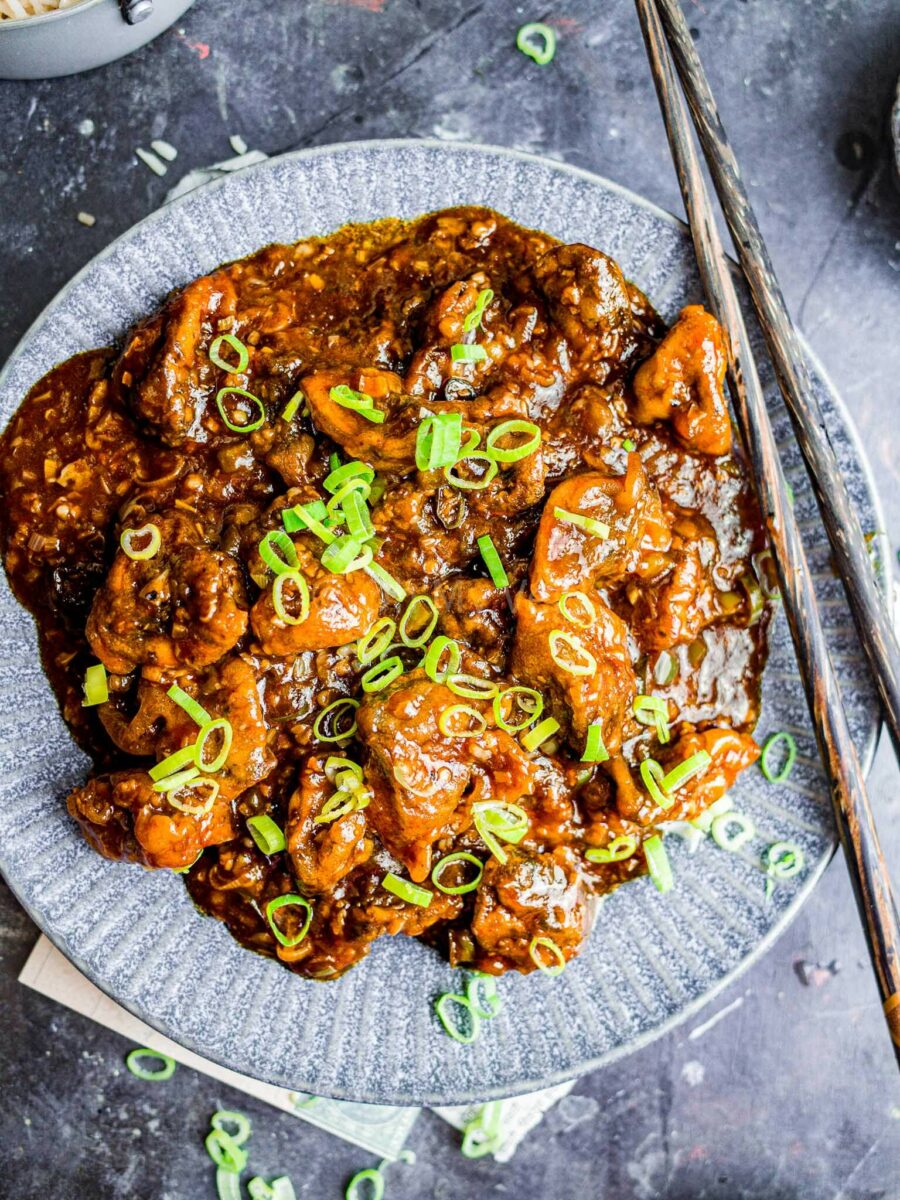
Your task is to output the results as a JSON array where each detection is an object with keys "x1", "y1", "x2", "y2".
[
  {"x1": 250, "y1": 1179, "x2": 297, "y2": 1200},
  {"x1": 167, "y1": 683, "x2": 212, "y2": 727},
  {"x1": 459, "y1": 426, "x2": 482, "y2": 455},
  {"x1": 247, "y1": 814, "x2": 286, "y2": 855},
  {"x1": 361, "y1": 656, "x2": 403, "y2": 693},
  {"x1": 216, "y1": 386, "x2": 266, "y2": 433},
  {"x1": 516, "y1": 21, "x2": 556, "y2": 65},
  {"x1": 324, "y1": 460, "x2": 375, "y2": 494},
  {"x1": 211, "y1": 1110, "x2": 252, "y2": 1146},
  {"x1": 416, "y1": 411, "x2": 463, "y2": 471},
  {"x1": 341, "y1": 489, "x2": 374, "y2": 540},
  {"x1": 259, "y1": 529, "x2": 299, "y2": 575},
  {"x1": 586, "y1": 835, "x2": 637, "y2": 864},
  {"x1": 711, "y1": 811, "x2": 756, "y2": 851},
  {"x1": 431, "y1": 852, "x2": 484, "y2": 895},
  {"x1": 218, "y1": 1170, "x2": 242, "y2": 1200},
  {"x1": 485, "y1": 419, "x2": 541, "y2": 463},
  {"x1": 622, "y1": 438, "x2": 636, "y2": 452},
  {"x1": 153, "y1": 765, "x2": 201, "y2": 794},
  {"x1": 345, "y1": 1169, "x2": 385, "y2": 1200},
  {"x1": 492, "y1": 685, "x2": 542, "y2": 733},
  {"x1": 444, "y1": 452, "x2": 498, "y2": 492},
  {"x1": 640, "y1": 758, "x2": 672, "y2": 809},
  {"x1": 633, "y1": 694, "x2": 671, "y2": 744},
  {"x1": 653, "y1": 650, "x2": 678, "y2": 685},
  {"x1": 206, "y1": 1128, "x2": 248, "y2": 1175},
  {"x1": 447, "y1": 673, "x2": 499, "y2": 700},
  {"x1": 166, "y1": 777, "x2": 219, "y2": 815},
  {"x1": 324, "y1": 756, "x2": 364, "y2": 785},
  {"x1": 272, "y1": 569, "x2": 311, "y2": 626},
  {"x1": 741, "y1": 572, "x2": 765, "y2": 625},
  {"x1": 434, "y1": 992, "x2": 480, "y2": 1044},
  {"x1": 329, "y1": 384, "x2": 384, "y2": 424},
  {"x1": 582, "y1": 722, "x2": 609, "y2": 764},
  {"x1": 691, "y1": 793, "x2": 733, "y2": 834},
  {"x1": 120, "y1": 523, "x2": 161, "y2": 561},
  {"x1": 529, "y1": 936, "x2": 565, "y2": 976},
  {"x1": 553, "y1": 506, "x2": 610, "y2": 539},
  {"x1": 399, "y1": 595, "x2": 439, "y2": 647},
  {"x1": 365, "y1": 562, "x2": 407, "y2": 601},
  {"x1": 765, "y1": 840, "x2": 805, "y2": 879},
  {"x1": 195, "y1": 718, "x2": 233, "y2": 773},
  {"x1": 382, "y1": 871, "x2": 432, "y2": 908},
  {"x1": 313, "y1": 697, "x2": 359, "y2": 742},
  {"x1": 461, "y1": 1099, "x2": 503, "y2": 1159},
  {"x1": 450, "y1": 343, "x2": 488, "y2": 364},
  {"x1": 321, "y1": 533, "x2": 371, "y2": 574},
  {"x1": 423, "y1": 635, "x2": 462, "y2": 683},
  {"x1": 661, "y1": 750, "x2": 711, "y2": 793},
  {"x1": 466, "y1": 972, "x2": 502, "y2": 1019},
  {"x1": 463, "y1": 287, "x2": 494, "y2": 334},
  {"x1": 357, "y1": 617, "x2": 397, "y2": 665},
  {"x1": 125, "y1": 1047, "x2": 176, "y2": 1081},
  {"x1": 644, "y1": 834, "x2": 673, "y2": 893},
  {"x1": 326, "y1": 476, "x2": 371, "y2": 518},
  {"x1": 148, "y1": 743, "x2": 199, "y2": 782},
  {"x1": 521, "y1": 716, "x2": 561, "y2": 753},
  {"x1": 760, "y1": 731, "x2": 797, "y2": 783},
  {"x1": 752, "y1": 548, "x2": 781, "y2": 600},
  {"x1": 282, "y1": 501, "x2": 335, "y2": 544},
  {"x1": 559, "y1": 590, "x2": 596, "y2": 628},
  {"x1": 82, "y1": 663, "x2": 108, "y2": 707},
  {"x1": 476, "y1": 534, "x2": 509, "y2": 587},
  {"x1": 280, "y1": 390, "x2": 304, "y2": 422},
  {"x1": 438, "y1": 703, "x2": 487, "y2": 739},
  {"x1": 314, "y1": 784, "x2": 370, "y2": 825},
  {"x1": 473, "y1": 801, "x2": 529, "y2": 864},
  {"x1": 548, "y1": 628, "x2": 597, "y2": 676},
  {"x1": 209, "y1": 333, "x2": 249, "y2": 374},
  {"x1": 266, "y1": 893, "x2": 313, "y2": 948}
]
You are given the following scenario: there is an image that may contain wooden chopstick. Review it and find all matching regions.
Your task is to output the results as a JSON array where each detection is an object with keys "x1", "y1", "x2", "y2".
[
  {"x1": 652, "y1": 0, "x2": 900, "y2": 766},
  {"x1": 634, "y1": 0, "x2": 900, "y2": 1067}
]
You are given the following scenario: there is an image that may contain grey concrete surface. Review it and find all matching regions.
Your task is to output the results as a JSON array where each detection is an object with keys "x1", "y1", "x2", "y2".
[{"x1": 0, "y1": 1, "x2": 899, "y2": 1196}]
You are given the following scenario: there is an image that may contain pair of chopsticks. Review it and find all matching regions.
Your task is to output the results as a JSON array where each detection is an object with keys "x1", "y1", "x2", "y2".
[{"x1": 634, "y1": 0, "x2": 900, "y2": 1067}]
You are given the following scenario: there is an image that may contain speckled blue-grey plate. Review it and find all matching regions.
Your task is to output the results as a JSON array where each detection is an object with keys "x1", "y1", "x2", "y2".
[{"x1": 0, "y1": 140, "x2": 885, "y2": 1106}]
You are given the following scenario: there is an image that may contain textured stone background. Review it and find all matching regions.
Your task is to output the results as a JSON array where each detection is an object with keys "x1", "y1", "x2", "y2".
[{"x1": 1, "y1": 1, "x2": 899, "y2": 1196}]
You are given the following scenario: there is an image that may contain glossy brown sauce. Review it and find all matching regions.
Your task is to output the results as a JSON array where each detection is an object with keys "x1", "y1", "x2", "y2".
[{"x1": 0, "y1": 207, "x2": 769, "y2": 978}]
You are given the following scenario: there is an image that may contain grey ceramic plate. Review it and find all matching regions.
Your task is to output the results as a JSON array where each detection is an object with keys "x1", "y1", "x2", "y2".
[{"x1": 0, "y1": 140, "x2": 885, "y2": 1106}]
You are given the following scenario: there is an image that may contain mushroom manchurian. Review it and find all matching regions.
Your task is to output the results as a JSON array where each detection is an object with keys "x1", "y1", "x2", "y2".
[{"x1": 0, "y1": 208, "x2": 771, "y2": 979}]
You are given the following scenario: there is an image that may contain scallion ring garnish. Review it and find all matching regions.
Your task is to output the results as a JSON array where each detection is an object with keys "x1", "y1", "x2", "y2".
[
  {"x1": 82, "y1": 662, "x2": 108, "y2": 707},
  {"x1": 622, "y1": 437, "x2": 636, "y2": 452},
  {"x1": 492, "y1": 685, "x2": 542, "y2": 733},
  {"x1": 398, "y1": 594, "x2": 439, "y2": 647},
  {"x1": 340, "y1": 489, "x2": 374, "y2": 541},
  {"x1": 382, "y1": 871, "x2": 433, "y2": 908},
  {"x1": 272, "y1": 569, "x2": 311, "y2": 626},
  {"x1": 152, "y1": 763, "x2": 199, "y2": 793},
  {"x1": 329, "y1": 384, "x2": 384, "y2": 424},
  {"x1": 266, "y1": 893, "x2": 313, "y2": 948},
  {"x1": 529, "y1": 936, "x2": 565, "y2": 976},
  {"x1": 205, "y1": 1128, "x2": 248, "y2": 1175},
  {"x1": 644, "y1": 834, "x2": 673, "y2": 893},
  {"x1": 473, "y1": 800, "x2": 529, "y2": 864},
  {"x1": 365, "y1": 562, "x2": 407, "y2": 601},
  {"x1": 312, "y1": 697, "x2": 359, "y2": 743},
  {"x1": 548, "y1": 628, "x2": 597, "y2": 676},
  {"x1": 444, "y1": 452, "x2": 499, "y2": 492},
  {"x1": 120, "y1": 523, "x2": 161, "y2": 561},
  {"x1": 438, "y1": 703, "x2": 487, "y2": 739},
  {"x1": 446, "y1": 673, "x2": 499, "y2": 700},
  {"x1": 559, "y1": 590, "x2": 596, "y2": 628},
  {"x1": 361, "y1": 656, "x2": 403, "y2": 693},
  {"x1": 357, "y1": 617, "x2": 397, "y2": 665},
  {"x1": 586, "y1": 835, "x2": 637, "y2": 864},
  {"x1": 321, "y1": 533, "x2": 372, "y2": 574},
  {"x1": 314, "y1": 786, "x2": 370, "y2": 825},
  {"x1": 484, "y1": 419, "x2": 541, "y2": 463},
  {"x1": 661, "y1": 750, "x2": 711, "y2": 793},
  {"x1": 422, "y1": 635, "x2": 462, "y2": 683},
  {"x1": 324, "y1": 459, "x2": 375, "y2": 494},
  {"x1": 633, "y1": 693, "x2": 671, "y2": 744},
  {"x1": 216, "y1": 386, "x2": 266, "y2": 433},
  {"x1": 195, "y1": 717, "x2": 233, "y2": 773},
  {"x1": 711, "y1": 810, "x2": 756, "y2": 851},
  {"x1": 259, "y1": 529, "x2": 299, "y2": 575},
  {"x1": 324, "y1": 756, "x2": 364, "y2": 785},
  {"x1": 125, "y1": 1047, "x2": 176, "y2": 1081},
  {"x1": 463, "y1": 287, "x2": 494, "y2": 334},
  {"x1": 459, "y1": 426, "x2": 482, "y2": 455},
  {"x1": 282, "y1": 500, "x2": 335, "y2": 544},
  {"x1": 640, "y1": 758, "x2": 672, "y2": 809},
  {"x1": 247, "y1": 814, "x2": 286, "y2": 855},
  {"x1": 345, "y1": 1169, "x2": 385, "y2": 1200},
  {"x1": 431, "y1": 852, "x2": 484, "y2": 895},
  {"x1": 249, "y1": 1177, "x2": 297, "y2": 1200},
  {"x1": 211, "y1": 1109, "x2": 252, "y2": 1146},
  {"x1": 450, "y1": 342, "x2": 488, "y2": 364},
  {"x1": 752, "y1": 548, "x2": 781, "y2": 600},
  {"x1": 326, "y1": 476, "x2": 371, "y2": 517},
  {"x1": 741, "y1": 571, "x2": 765, "y2": 625},
  {"x1": 209, "y1": 333, "x2": 249, "y2": 374},
  {"x1": 760, "y1": 731, "x2": 797, "y2": 783},
  {"x1": 465, "y1": 972, "x2": 502, "y2": 1019},
  {"x1": 553, "y1": 506, "x2": 610, "y2": 539},
  {"x1": 765, "y1": 840, "x2": 805, "y2": 879},
  {"x1": 415, "y1": 411, "x2": 463, "y2": 471},
  {"x1": 581, "y1": 722, "x2": 609, "y2": 763},
  {"x1": 166, "y1": 777, "x2": 219, "y2": 815},
  {"x1": 653, "y1": 650, "x2": 678, "y2": 685},
  {"x1": 521, "y1": 716, "x2": 561, "y2": 753},
  {"x1": 148, "y1": 743, "x2": 199, "y2": 782},
  {"x1": 516, "y1": 21, "x2": 556, "y2": 65},
  {"x1": 434, "y1": 992, "x2": 480, "y2": 1044},
  {"x1": 476, "y1": 534, "x2": 509, "y2": 587},
  {"x1": 280, "y1": 390, "x2": 304, "y2": 423}
]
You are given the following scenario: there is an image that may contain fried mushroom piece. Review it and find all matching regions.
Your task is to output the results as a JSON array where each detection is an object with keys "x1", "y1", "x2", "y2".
[
  {"x1": 67, "y1": 768, "x2": 236, "y2": 870},
  {"x1": 357, "y1": 671, "x2": 537, "y2": 881},
  {"x1": 632, "y1": 306, "x2": 732, "y2": 456},
  {"x1": 533, "y1": 243, "x2": 634, "y2": 358},
  {"x1": 510, "y1": 591, "x2": 636, "y2": 751},
  {"x1": 300, "y1": 367, "x2": 418, "y2": 471},
  {"x1": 529, "y1": 453, "x2": 670, "y2": 601},
  {"x1": 86, "y1": 511, "x2": 249, "y2": 673},
  {"x1": 286, "y1": 755, "x2": 372, "y2": 894},
  {"x1": 469, "y1": 846, "x2": 589, "y2": 974},
  {"x1": 629, "y1": 541, "x2": 729, "y2": 652}
]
